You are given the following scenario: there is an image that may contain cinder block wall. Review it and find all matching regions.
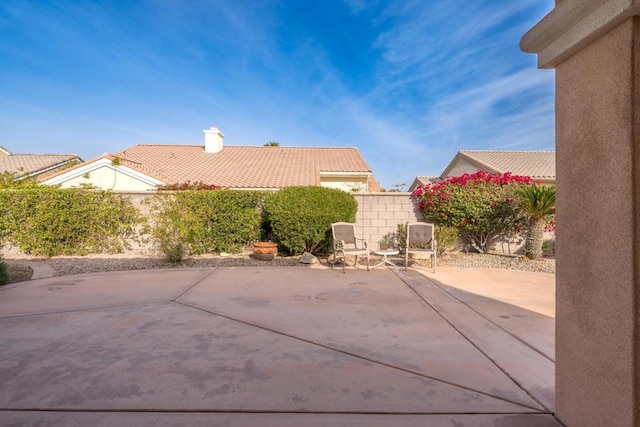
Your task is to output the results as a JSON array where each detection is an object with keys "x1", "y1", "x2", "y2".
[{"x1": 352, "y1": 192, "x2": 423, "y2": 250}]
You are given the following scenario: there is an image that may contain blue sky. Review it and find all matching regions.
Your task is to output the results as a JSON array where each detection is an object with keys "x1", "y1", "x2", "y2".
[{"x1": 0, "y1": 0, "x2": 554, "y2": 190}]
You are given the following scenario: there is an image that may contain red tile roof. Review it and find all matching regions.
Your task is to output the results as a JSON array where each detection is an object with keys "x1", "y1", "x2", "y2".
[
  {"x1": 457, "y1": 150, "x2": 555, "y2": 180},
  {"x1": 114, "y1": 144, "x2": 381, "y2": 191},
  {"x1": 0, "y1": 153, "x2": 81, "y2": 178}
]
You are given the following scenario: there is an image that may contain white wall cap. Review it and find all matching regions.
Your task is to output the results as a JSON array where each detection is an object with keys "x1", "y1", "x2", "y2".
[{"x1": 521, "y1": 0, "x2": 640, "y2": 68}]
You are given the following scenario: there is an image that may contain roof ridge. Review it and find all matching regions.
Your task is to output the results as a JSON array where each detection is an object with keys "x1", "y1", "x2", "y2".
[
  {"x1": 122, "y1": 144, "x2": 360, "y2": 149},
  {"x1": 118, "y1": 143, "x2": 203, "y2": 149},
  {"x1": 9, "y1": 153, "x2": 79, "y2": 156},
  {"x1": 460, "y1": 149, "x2": 555, "y2": 153}
]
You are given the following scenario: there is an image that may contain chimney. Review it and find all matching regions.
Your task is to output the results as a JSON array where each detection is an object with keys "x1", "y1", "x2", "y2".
[{"x1": 203, "y1": 126, "x2": 224, "y2": 153}]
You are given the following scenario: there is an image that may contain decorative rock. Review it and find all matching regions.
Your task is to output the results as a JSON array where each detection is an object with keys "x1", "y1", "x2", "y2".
[{"x1": 299, "y1": 252, "x2": 319, "y2": 264}]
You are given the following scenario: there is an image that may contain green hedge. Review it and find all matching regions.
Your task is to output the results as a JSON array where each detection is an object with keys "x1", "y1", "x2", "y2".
[
  {"x1": 0, "y1": 256, "x2": 7, "y2": 286},
  {"x1": 0, "y1": 186, "x2": 359, "y2": 261},
  {"x1": 146, "y1": 190, "x2": 265, "y2": 261},
  {"x1": 0, "y1": 188, "x2": 142, "y2": 256},
  {"x1": 264, "y1": 186, "x2": 357, "y2": 255}
]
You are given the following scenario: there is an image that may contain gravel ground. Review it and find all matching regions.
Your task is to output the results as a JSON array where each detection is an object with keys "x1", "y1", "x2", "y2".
[
  {"x1": 42, "y1": 253, "x2": 307, "y2": 277},
  {"x1": 436, "y1": 252, "x2": 555, "y2": 274},
  {"x1": 3, "y1": 250, "x2": 554, "y2": 284},
  {"x1": 5, "y1": 264, "x2": 34, "y2": 285}
]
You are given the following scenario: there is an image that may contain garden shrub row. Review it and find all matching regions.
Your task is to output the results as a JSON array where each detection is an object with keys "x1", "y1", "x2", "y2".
[
  {"x1": 0, "y1": 187, "x2": 142, "y2": 256},
  {"x1": 0, "y1": 178, "x2": 556, "y2": 262},
  {"x1": 0, "y1": 185, "x2": 358, "y2": 261},
  {"x1": 147, "y1": 186, "x2": 357, "y2": 260}
]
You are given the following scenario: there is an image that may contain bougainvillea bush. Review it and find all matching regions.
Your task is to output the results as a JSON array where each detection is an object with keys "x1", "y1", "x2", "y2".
[{"x1": 413, "y1": 171, "x2": 534, "y2": 253}]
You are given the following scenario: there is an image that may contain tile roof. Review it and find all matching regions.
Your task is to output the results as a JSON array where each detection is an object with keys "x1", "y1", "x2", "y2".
[
  {"x1": 114, "y1": 144, "x2": 381, "y2": 191},
  {"x1": 408, "y1": 176, "x2": 441, "y2": 192},
  {"x1": 457, "y1": 150, "x2": 555, "y2": 179},
  {"x1": 0, "y1": 154, "x2": 81, "y2": 177}
]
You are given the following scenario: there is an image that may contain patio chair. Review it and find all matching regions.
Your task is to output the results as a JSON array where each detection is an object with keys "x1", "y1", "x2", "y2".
[
  {"x1": 331, "y1": 222, "x2": 370, "y2": 273},
  {"x1": 404, "y1": 222, "x2": 437, "y2": 273}
]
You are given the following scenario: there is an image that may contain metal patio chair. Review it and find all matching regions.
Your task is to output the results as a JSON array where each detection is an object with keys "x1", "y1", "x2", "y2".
[
  {"x1": 331, "y1": 222, "x2": 370, "y2": 273},
  {"x1": 404, "y1": 222, "x2": 437, "y2": 273}
]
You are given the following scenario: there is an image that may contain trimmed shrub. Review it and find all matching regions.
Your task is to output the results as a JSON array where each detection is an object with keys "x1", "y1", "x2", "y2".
[
  {"x1": 264, "y1": 186, "x2": 357, "y2": 255},
  {"x1": 146, "y1": 189, "x2": 264, "y2": 261},
  {"x1": 0, "y1": 188, "x2": 142, "y2": 256},
  {"x1": 0, "y1": 256, "x2": 7, "y2": 286}
]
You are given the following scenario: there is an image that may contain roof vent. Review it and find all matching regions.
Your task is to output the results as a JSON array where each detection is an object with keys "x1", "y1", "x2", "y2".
[{"x1": 203, "y1": 126, "x2": 224, "y2": 153}]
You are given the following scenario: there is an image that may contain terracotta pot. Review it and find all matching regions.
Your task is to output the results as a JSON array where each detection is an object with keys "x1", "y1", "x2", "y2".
[
  {"x1": 379, "y1": 243, "x2": 388, "y2": 250},
  {"x1": 253, "y1": 241, "x2": 278, "y2": 261}
]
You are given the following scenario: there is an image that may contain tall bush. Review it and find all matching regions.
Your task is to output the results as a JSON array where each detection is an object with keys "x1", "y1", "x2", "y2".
[
  {"x1": 265, "y1": 186, "x2": 357, "y2": 255},
  {"x1": 0, "y1": 255, "x2": 7, "y2": 286},
  {"x1": 0, "y1": 187, "x2": 142, "y2": 256},
  {"x1": 413, "y1": 171, "x2": 533, "y2": 253},
  {"x1": 146, "y1": 189, "x2": 264, "y2": 261}
]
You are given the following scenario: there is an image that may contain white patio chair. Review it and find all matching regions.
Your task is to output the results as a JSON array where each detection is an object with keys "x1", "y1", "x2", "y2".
[
  {"x1": 404, "y1": 222, "x2": 437, "y2": 273},
  {"x1": 331, "y1": 222, "x2": 370, "y2": 273}
]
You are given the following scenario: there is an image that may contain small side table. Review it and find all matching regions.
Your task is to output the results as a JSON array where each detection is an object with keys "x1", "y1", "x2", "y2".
[{"x1": 373, "y1": 249, "x2": 400, "y2": 269}]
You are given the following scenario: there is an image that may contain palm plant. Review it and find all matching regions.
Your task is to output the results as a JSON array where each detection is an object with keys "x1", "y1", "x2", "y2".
[{"x1": 517, "y1": 185, "x2": 556, "y2": 259}]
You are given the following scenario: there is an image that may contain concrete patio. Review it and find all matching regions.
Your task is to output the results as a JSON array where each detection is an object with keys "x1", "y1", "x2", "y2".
[{"x1": 0, "y1": 265, "x2": 559, "y2": 426}]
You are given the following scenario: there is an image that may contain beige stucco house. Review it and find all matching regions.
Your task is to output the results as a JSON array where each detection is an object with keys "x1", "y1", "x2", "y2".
[
  {"x1": 409, "y1": 150, "x2": 556, "y2": 192},
  {"x1": 43, "y1": 127, "x2": 381, "y2": 192},
  {"x1": 0, "y1": 146, "x2": 82, "y2": 182}
]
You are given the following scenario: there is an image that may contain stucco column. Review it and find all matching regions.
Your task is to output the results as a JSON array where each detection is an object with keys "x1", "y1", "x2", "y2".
[{"x1": 522, "y1": 1, "x2": 640, "y2": 426}]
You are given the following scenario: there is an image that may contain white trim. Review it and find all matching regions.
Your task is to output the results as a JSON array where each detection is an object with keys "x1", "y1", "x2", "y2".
[
  {"x1": 318, "y1": 171, "x2": 370, "y2": 177},
  {"x1": 42, "y1": 158, "x2": 165, "y2": 187}
]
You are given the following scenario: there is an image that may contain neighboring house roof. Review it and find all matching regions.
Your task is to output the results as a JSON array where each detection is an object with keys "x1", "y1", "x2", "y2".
[
  {"x1": 441, "y1": 150, "x2": 555, "y2": 181},
  {"x1": 0, "y1": 146, "x2": 11, "y2": 157},
  {"x1": 408, "y1": 176, "x2": 441, "y2": 193},
  {"x1": 43, "y1": 142, "x2": 381, "y2": 191},
  {"x1": 0, "y1": 152, "x2": 82, "y2": 180},
  {"x1": 42, "y1": 153, "x2": 166, "y2": 190},
  {"x1": 112, "y1": 144, "x2": 381, "y2": 191},
  {"x1": 410, "y1": 150, "x2": 555, "y2": 192}
]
